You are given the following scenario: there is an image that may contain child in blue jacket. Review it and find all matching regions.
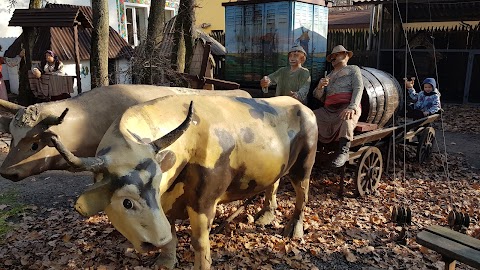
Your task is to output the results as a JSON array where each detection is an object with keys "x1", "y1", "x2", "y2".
[{"x1": 405, "y1": 77, "x2": 441, "y2": 120}]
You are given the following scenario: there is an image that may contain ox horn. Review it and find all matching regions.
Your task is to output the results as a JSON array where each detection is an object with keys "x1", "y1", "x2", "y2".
[
  {"x1": 40, "y1": 108, "x2": 69, "y2": 126},
  {"x1": 50, "y1": 136, "x2": 106, "y2": 172},
  {"x1": 152, "y1": 101, "x2": 194, "y2": 150},
  {"x1": 0, "y1": 99, "x2": 25, "y2": 114}
]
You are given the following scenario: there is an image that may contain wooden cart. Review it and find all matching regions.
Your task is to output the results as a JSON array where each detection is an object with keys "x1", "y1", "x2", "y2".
[{"x1": 317, "y1": 114, "x2": 440, "y2": 196}]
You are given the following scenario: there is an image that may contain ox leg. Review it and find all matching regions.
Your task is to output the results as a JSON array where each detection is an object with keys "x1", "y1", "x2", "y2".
[
  {"x1": 154, "y1": 224, "x2": 178, "y2": 269},
  {"x1": 255, "y1": 179, "x2": 279, "y2": 226},
  {"x1": 283, "y1": 154, "x2": 313, "y2": 238},
  {"x1": 283, "y1": 175, "x2": 309, "y2": 238},
  {"x1": 187, "y1": 205, "x2": 216, "y2": 270}
]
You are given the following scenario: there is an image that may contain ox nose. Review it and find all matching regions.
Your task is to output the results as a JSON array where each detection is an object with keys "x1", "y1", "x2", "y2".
[
  {"x1": 141, "y1": 242, "x2": 161, "y2": 252},
  {"x1": 0, "y1": 172, "x2": 21, "y2": 182}
]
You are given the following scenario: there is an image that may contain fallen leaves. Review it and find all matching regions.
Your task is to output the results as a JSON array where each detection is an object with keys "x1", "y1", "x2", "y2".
[{"x1": 435, "y1": 104, "x2": 480, "y2": 134}]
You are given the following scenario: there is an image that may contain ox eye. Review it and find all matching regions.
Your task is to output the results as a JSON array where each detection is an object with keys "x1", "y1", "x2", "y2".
[
  {"x1": 123, "y1": 199, "x2": 133, "y2": 209},
  {"x1": 31, "y1": 143, "x2": 39, "y2": 151}
]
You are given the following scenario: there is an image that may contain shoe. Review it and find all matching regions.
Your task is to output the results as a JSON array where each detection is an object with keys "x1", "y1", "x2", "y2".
[{"x1": 332, "y1": 138, "x2": 350, "y2": 168}]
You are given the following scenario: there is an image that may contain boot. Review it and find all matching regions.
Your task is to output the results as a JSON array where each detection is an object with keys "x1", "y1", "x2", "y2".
[{"x1": 332, "y1": 138, "x2": 350, "y2": 168}]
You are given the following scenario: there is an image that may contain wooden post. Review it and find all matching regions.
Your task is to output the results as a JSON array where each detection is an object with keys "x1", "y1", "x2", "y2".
[
  {"x1": 442, "y1": 256, "x2": 456, "y2": 270},
  {"x1": 74, "y1": 23, "x2": 82, "y2": 94},
  {"x1": 463, "y1": 52, "x2": 474, "y2": 103}
]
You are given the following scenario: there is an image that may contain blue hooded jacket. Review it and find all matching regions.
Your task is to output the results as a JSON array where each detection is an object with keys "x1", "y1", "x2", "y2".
[{"x1": 408, "y1": 78, "x2": 441, "y2": 115}]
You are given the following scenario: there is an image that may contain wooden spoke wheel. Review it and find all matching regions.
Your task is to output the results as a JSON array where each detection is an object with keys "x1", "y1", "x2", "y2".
[
  {"x1": 417, "y1": 127, "x2": 435, "y2": 163},
  {"x1": 356, "y1": 146, "x2": 383, "y2": 196}
]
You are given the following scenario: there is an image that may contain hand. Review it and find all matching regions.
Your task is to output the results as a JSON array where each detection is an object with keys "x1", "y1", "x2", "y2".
[
  {"x1": 290, "y1": 91, "x2": 299, "y2": 100},
  {"x1": 423, "y1": 111, "x2": 429, "y2": 116},
  {"x1": 260, "y1": 76, "x2": 270, "y2": 88},
  {"x1": 404, "y1": 78, "x2": 415, "y2": 89},
  {"x1": 340, "y1": 108, "x2": 355, "y2": 120},
  {"x1": 318, "y1": 77, "x2": 329, "y2": 89}
]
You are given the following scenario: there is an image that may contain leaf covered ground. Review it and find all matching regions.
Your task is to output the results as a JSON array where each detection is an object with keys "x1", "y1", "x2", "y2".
[{"x1": 0, "y1": 105, "x2": 479, "y2": 270}]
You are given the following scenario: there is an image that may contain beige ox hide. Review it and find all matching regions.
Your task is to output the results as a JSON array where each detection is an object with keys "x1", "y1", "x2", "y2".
[
  {"x1": 0, "y1": 85, "x2": 251, "y2": 181},
  {"x1": 52, "y1": 95, "x2": 318, "y2": 270}
]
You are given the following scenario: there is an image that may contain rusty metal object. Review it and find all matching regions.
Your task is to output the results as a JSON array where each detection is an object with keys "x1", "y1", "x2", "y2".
[
  {"x1": 391, "y1": 206, "x2": 412, "y2": 226},
  {"x1": 448, "y1": 210, "x2": 470, "y2": 231}
]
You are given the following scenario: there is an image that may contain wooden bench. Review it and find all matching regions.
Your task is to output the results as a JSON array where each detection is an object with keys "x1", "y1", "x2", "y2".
[{"x1": 416, "y1": 225, "x2": 480, "y2": 270}]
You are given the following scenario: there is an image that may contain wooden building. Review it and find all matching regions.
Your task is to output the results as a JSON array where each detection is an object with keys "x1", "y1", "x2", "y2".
[{"x1": 330, "y1": 0, "x2": 480, "y2": 103}]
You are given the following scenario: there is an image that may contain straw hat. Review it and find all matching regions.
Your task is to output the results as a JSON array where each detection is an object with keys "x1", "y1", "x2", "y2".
[
  {"x1": 289, "y1": 45, "x2": 307, "y2": 56},
  {"x1": 326, "y1": 45, "x2": 353, "y2": 62}
]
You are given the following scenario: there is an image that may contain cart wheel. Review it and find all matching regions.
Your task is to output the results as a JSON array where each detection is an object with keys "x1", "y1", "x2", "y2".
[
  {"x1": 356, "y1": 146, "x2": 383, "y2": 196},
  {"x1": 417, "y1": 127, "x2": 435, "y2": 163}
]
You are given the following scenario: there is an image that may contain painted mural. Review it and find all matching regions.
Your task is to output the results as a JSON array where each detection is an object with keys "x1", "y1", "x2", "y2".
[
  {"x1": 224, "y1": 1, "x2": 328, "y2": 84},
  {"x1": 116, "y1": 0, "x2": 180, "y2": 40}
]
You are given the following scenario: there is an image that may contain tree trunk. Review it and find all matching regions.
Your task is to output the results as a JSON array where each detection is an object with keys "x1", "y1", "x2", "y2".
[
  {"x1": 90, "y1": 0, "x2": 109, "y2": 88},
  {"x1": 182, "y1": 0, "x2": 195, "y2": 73},
  {"x1": 144, "y1": 0, "x2": 166, "y2": 84},
  {"x1": 171, "y1": 0, "x2": 195, "y2": 72},
  {"x1": 17, "y1": 0, "x2": 42, "y2": 105}
]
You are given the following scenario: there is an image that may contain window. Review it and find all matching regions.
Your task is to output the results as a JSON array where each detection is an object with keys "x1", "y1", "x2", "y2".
[
  {"x1": 125, "y1": 4, "x2": 149, "y2": 46},
  {"x1": 165, "y1": 8, "x2": 174, "y2": 22}
]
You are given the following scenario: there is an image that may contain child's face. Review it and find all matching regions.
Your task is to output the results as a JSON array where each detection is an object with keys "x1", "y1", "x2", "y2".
[{"x1": 423, "y1": 83, "x2": 434, "y2": 93}]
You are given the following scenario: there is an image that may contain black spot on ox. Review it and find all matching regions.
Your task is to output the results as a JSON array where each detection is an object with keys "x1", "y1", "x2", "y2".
[
  {"x1": 214, "y1": 128, "x2": 235, "y2": 152},
  {"x1": 235, "y1": 97, "x2": 278, "y2": 120},
  {"x1": 114, "y1": 158, "x2": 160, "y2": 209},
  {"x1": 288, "y1": 130, "x2": 296, "y2": 140},
  {"x1": 240, "y1": 127, "x2": 254, "y2": 143},
  {"x1": 97, "y1": 147, "x2": 112, "y2": 156}
]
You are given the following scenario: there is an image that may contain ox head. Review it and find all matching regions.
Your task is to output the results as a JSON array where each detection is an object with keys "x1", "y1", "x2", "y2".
[
  {"x1": 51, "y1": 101, "x2": 194, "y2": 252},
  {"x1": 0, "y1": 102, "x2": 70, "y2": 181}
]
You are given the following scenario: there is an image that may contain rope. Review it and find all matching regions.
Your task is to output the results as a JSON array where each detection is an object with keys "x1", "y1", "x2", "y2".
[
  {"x1": 402, "y1": 0, "x2": 408, "y2": 183},
  {"x1": 427, "y1": 0, "x2": 454, "y2": 209},
  {"x1": 393, "y1": 1, "x2": 420, "y2": 81}
]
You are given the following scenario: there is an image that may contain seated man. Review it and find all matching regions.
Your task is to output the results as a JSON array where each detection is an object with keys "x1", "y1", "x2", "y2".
[{"x1": 312, "y1": 45, "x2": 363, "y2": 167}]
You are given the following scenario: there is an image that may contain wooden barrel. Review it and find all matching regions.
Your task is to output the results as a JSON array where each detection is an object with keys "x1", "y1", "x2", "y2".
[{"x1": 359, "y1": 67, "x2": 403, "y2": 128}]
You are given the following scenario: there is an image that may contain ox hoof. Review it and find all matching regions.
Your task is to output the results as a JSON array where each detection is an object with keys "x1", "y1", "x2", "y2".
[
  {"x1": 283, "y1": 219, "x2": 304, "y2": 238},
  {"x1": 154, "y1": 253, "x2": 177, "y2": 269},
  {"x1": 254, "y1": 209, "x2": 276, "y2": 226}
]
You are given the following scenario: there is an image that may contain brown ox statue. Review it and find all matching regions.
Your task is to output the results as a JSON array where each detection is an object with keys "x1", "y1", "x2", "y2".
[
  {"x1": 52, "y1": 95, "x2": 318, "y2": 269},
  {"x1": 0, "y1": 84, "x2": 251, "y2": 181}
]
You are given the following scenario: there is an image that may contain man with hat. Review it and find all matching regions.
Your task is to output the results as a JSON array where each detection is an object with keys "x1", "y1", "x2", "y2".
[
  {"x1": 313, "y1": 45, "x2": 363, "y2": 167},
  {"x1": 260, "y1": 45, "x2": 311, "y2": 104}
]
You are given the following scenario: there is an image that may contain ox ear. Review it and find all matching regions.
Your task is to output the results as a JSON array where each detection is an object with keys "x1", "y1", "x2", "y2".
[
  {"x1": 155, "y1": 150, "x2": 176, "y2": 172},
  {"x1": 75, "y1": 179, "x2": 113, "y2": 217},
  {"x1": 0, "y1": 116, "x2": 12, "y2": 133}
]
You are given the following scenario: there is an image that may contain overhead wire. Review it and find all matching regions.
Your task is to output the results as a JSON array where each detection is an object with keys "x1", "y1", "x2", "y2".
[{"x1": 426, "y1": 0, "x2": 454, "y2": 209}]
